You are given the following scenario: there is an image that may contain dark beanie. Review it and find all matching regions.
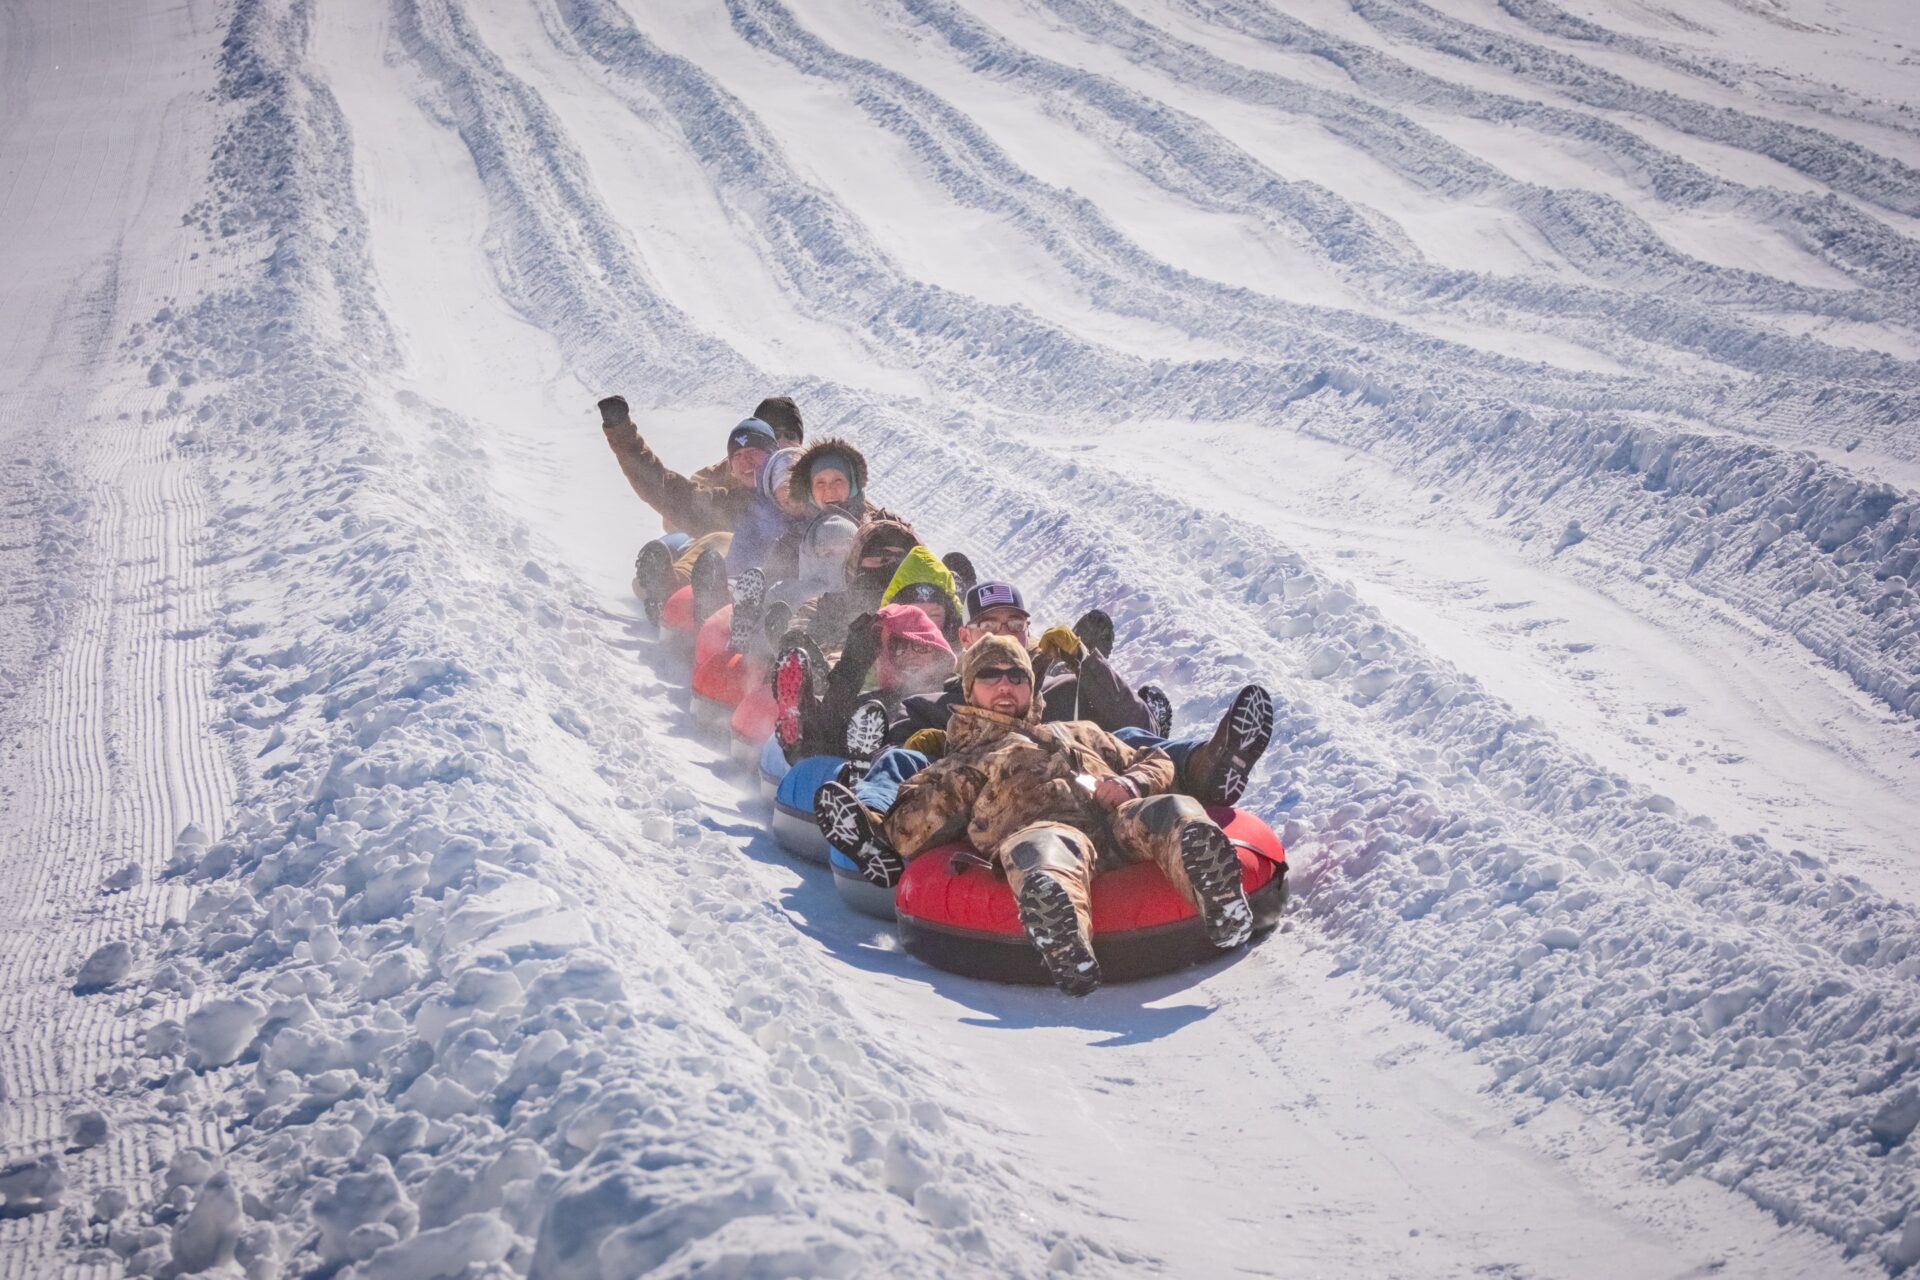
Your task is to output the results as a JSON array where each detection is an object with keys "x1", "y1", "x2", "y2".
[{"x1": 727, "y1": 417, "x2": 777, "y2": 455}]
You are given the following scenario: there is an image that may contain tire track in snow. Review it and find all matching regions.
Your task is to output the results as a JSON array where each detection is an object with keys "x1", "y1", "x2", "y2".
[
  {"x1": 1149, "y1": 0, "x2": 1920, "y2": 301},
  {"x1": 885, "y1": 0, "x2": 1920, "y2": 392},
  {"x1": 1492, "y1": 0, "x2": 1920, "y2": 143},
  {"x1": 1353, "y1": 0, "x2": 1920, "y2": 215},
  {"x1": 538, "y1": 0, "x2": 1920, "y2": 725}
]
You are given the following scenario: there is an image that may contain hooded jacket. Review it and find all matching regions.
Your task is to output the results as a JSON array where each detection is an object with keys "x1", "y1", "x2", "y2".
[
  {"x1": 873, "y1": 603, "x2": 955, "y2": 693},
  {"x1": 882, "y1": 636, "x2": 1175, "y2": 861},
  {"x1": 787, "y1": 437, "x2": 873, "y2": 517},
  {"x1": 726, "y1": 449, "x2": 806, "y2": 574},
  {"x1": 880, "y1": 546, "x2": 963, "y2": 640},
  {"x1": 766, "y1": 510, "x2": 858, "y2": 610},
  {"x1": 791, "y1": 516, "x2": 922, "y2": 653}
]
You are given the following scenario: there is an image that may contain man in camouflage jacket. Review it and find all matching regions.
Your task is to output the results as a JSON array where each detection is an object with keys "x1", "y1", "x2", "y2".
[{"x1": 824, "y1": 634, "x2": 1252, "y2": 995}]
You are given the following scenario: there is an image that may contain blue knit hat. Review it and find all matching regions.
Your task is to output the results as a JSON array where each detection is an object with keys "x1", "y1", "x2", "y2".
[{"x1": 727, "y1": 417, "x2": 777, "y2": 455}]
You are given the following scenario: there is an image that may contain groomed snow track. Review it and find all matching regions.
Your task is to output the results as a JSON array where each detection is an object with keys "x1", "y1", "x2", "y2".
[{"x1": 1, "y1": 0, "x2": 1916, "y2": 1275}]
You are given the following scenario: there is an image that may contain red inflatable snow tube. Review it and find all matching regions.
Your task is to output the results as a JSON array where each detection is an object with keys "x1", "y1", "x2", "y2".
[
  {"x1": 661, "y1": 585, "x2": 696, "y2": 634},
  {"x1": 730, "y1": 681, "x2": 779, "y2": 747},
  {"x1": 894, "y1": 807, "x2": 1288, "y2": 984},
  {"x1": 689, "y1": 610, "x2": 762, "y2": 741}
]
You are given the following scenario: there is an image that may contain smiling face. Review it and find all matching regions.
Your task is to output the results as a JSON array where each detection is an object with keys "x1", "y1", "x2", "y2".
[
  {"x1": 810, "y1": 467, "x2": 851, "y2": 508},
  {"x1": 970, "y1": 662, "x2": 1034, "y2": 716},
  {"x1": 729, "y1": 446, "x2": 768, "y2": 486}
]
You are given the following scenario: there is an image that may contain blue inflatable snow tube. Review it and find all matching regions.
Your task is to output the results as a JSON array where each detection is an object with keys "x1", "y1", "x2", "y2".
[
  {"x1": 830, "y1": 847, "x2": 898, "y2": 920},
  {"x1": 772, "y1": 755, "x2": 843, "y2": 864}
]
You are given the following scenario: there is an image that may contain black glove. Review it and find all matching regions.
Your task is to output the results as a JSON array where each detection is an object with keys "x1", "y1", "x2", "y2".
[
  {"x1": 597, "y1": 395, "x2": 630, "y2": 428},
  {"x1": 837, "y1": 611, "x2": 882, "y2": 678}
]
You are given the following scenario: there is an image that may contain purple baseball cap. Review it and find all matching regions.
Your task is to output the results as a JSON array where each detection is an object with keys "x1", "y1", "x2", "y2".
[{"x1": 964, "y1": 581, "x2": 1027, "y2": 622}]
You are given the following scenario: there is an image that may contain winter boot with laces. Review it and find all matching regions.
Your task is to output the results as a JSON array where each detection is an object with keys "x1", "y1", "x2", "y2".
[
  {"x1": 771, "y1": 634, "x2": 822, "y2": 760},
  {"x1": 1138, "y1": 684, "x2": 1173, "y2": 739},
  {"x1": 728, "y1": 568, "x2": 764, "y2": 654},
  {"x1": 1188, "y1": 685, "x2": 1274, "y2": 807},
  {"x1": 840, "y1": 698, "x2": 888, "y2": 783},
  {"x1": 814, "y1": 782, "x2": 903, "y2": 887},
  {"x1": 1016, "y1": 872, "x2": 1101, "y2": 996},
  {"x1": 1178, "y1": 821, "x2": 1253, "y2": 949}
]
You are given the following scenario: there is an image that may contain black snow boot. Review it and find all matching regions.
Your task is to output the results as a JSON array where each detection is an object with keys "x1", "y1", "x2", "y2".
[
  {"x1": 1016, "y1": 872, "x2": 1101, "y2": 996},
  {"x1": 1187, "y1": 685, "x2": 1274, "y2": 808},
  {"x1": 728, "y1": 568, "x2": 765, "y2": 654},
  {"x1": 632, "y1": 540, "x2": 676, "y2": 624},
  {"x1": 1072, "y1": 608, "x2": 1114, "y2": 658},
  {"x1": 815, "y1": 782, "x2": 903, "y2": 887},
  {"x1": 761, "y1": 601, "x2": 792, "y2": 651},
  {"x1": 772, "y1": 632, "x2": 825, "y2": 761},
  {"x1": 1178, "y1": 821, "x2": 1253, "y2": 949},
  {"x1": 690, "y1": 548, "x2": 729, "y2": 626},
  {"x1": 942, "y1": 551, "x2": 977, "y2": 599},
  {"x1": 1138, "y1": 684, "x2": 1174, "y2": 739},
  {"x1": 844, "y1": 697, "x2": 888, "y2": 762}
]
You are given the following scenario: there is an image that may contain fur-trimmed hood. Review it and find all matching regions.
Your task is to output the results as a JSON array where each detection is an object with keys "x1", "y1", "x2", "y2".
[{"x1": 786, "y1": 437, "x2": 870, "y2": 511}]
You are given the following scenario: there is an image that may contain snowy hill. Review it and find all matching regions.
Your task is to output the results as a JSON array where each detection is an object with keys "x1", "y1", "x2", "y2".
[{"x1": 1, "y1": 0, "x2": 1917, "y2": 1275}]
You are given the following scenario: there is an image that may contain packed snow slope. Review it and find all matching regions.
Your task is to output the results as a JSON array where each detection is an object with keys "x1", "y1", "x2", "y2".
[{"x1": 2, "y1": 0, "x2": 1918, "y2": 1275}]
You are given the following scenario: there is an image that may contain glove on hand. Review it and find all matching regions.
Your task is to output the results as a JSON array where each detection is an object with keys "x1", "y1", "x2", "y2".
[
  {"x1": 837, "y1": 612, "x2": 882, "y2": 677},
  {"x1": 597, "y1": 395, "x2": 631, "y2": 427},
  {"x1": 1034, "y1": 625, "x2": 1082, "y2": 667},
  {"x1": 903, "y1": 728, "x2": 948, "y2": 760}
]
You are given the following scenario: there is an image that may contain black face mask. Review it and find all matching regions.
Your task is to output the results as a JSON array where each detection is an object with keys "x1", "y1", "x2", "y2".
[{"x1": 852, "y1": 548, "x2": 909, "y2": 594}]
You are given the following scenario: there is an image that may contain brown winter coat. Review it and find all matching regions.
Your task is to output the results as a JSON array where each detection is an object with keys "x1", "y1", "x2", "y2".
[
  {"x1": 604, "y1": 424, "x2": 755, "y2": 537},
  {"x1": 883, "y1": 703, "x2": 1176, "y2": 862}
]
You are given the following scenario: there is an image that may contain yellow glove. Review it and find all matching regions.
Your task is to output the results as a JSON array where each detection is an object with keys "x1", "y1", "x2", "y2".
[
  {"x1": 903, "y1": 728, "x2": 948, "y2": 760},
  {"x1": 1034, "y1": 626, "x2": 1082, "y2": 666}
]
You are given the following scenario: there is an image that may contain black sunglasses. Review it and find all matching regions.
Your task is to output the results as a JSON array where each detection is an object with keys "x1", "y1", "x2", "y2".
[{"x1": 973, "y1": 666, "x2": 1030, "y2": 687}]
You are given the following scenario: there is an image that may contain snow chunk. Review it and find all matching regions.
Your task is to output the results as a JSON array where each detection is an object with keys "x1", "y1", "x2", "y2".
[
  {"x1": 170, "y1": 1172, "x2": 241, "y2": 1272},
  {"x1": 73, "y1": 941, "x2": 133, "y2": 993},
  {"x1": 0, "y1": 1154, "x2": 63, "y2": 1216},
  {"x1": 185, "y1": 996, "x2": 265, "y2": 1069},
  {"x1": 101, "y1": 863, "x2": 143, "y2": 893},
  {"x1": 347, "y1": 1212, "x2": 515, "y2": 1280},
  {"x1": 64, "y1": 1110, "x2": 109, "y2": 1150}
]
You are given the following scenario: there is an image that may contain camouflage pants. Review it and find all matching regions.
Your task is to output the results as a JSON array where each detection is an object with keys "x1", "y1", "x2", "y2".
[{"x1": 999, "y1": 793, "x2": 1220, "y2": 956}]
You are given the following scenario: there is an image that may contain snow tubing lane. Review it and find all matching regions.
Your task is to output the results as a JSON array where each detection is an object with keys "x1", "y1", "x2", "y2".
[
  {"x1": 772, "y1": 755, "x2": 845, "y2": 865},
  {"x1": 731, "y1": 684, "x2": 778, "y2": 766},
  {"x1": 894, "y1": 808, "x2": 1287, "y2": 985},
  {"x1": 756, "y1": 735, "x2": 790, "y2": 801}
]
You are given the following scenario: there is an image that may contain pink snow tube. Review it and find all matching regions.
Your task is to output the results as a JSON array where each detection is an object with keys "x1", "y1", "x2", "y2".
[{"x1": 892, "y1": 807, "x2": 1287, "y2": 984}]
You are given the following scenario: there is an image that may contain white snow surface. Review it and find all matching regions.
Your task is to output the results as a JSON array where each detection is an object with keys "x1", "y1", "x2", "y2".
[{"x1": 1, "y1": 0, "x2": 1917, "y2": 1276}]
